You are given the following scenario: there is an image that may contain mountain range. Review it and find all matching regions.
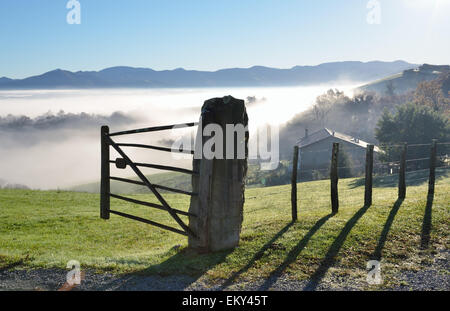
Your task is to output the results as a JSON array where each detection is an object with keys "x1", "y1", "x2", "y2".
[{"x1": 0, "y1": 61, "x2": 417, "y2": 89}]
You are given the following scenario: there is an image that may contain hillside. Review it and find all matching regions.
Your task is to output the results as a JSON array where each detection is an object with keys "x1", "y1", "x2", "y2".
[
  {"x1": 1, "y1": 169, "x2": 448, "y2": 290},
  {"x1": 70, "y1": 172, "x2": 192, "y2": 194},
  {"x1": 69, "y1": 163, "x2": 294, "y2": 194},
  {"x1": 357, "y1": 64, "x2": 450, "y2": 95},
  {"x1": 0, "y1": 61, "x2": 416, "y2": 89}
]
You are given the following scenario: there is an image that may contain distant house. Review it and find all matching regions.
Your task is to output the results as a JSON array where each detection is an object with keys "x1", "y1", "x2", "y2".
[{"x1": 296, "y1": 128, "x2": 380, "y2": 175}]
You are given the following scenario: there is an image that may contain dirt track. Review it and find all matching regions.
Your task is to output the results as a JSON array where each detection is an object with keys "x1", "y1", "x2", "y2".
[{"x1": 1, "y1": 250, "x2": 448, "y2": 291}]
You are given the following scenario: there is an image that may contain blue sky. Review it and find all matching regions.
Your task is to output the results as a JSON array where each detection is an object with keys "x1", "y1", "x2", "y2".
[{"x1": 1, "y1": 0, "x2": 449, "y2": 78}]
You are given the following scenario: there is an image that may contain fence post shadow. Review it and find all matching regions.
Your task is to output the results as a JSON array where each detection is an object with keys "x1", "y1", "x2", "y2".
[
  {"x1": 303, "y1": 203, "x2": 371, "y2": 291},
  {"x1": 371, "y1": 198, "x2": 404, "y2": 261},
  {"x1": 257, "y1": 213, "x2": 335, "y2": 291},
  {"x1": 422, "y1": 139, "x2": 437, "y2": 249},
  {"x1": 220, "y1": 221, "x2": 295, "y2": 290},
  {"x1": 420, "y1": 193, "x2": 434, "y2": 249}
]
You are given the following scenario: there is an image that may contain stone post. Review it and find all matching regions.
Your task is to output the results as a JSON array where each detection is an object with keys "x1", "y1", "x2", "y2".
[{"x1": 188, "y1": 96, "x2": 248, "y2": 252}]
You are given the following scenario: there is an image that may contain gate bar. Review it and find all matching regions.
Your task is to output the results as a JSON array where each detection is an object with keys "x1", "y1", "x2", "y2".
[
  {"x1": 115, "y1": 143, "x2": 195, "y2": 155},
  {"x1": 110, "y1": 176, "x2": 145, "y2": 186},
  {"x1": 110, "y1": 160, "x2": 198, "y2": 175},
  {"x1": 107, "y1": 136, "x2": 197, "y2": 238},
  {"x1": 153, "y1": 184, "x2": 197, "y2": 196},
  {"x1": 109, "y1": 122, "x2": 198, "y2": 137},
  {"x1": 110, "y1": 193, "x2": 195, "y2": 217},
  {"x1": 110, "y1": 210, "x2": 188, "y2": 236},
  {"x1": 110, "y1": 176, "x2": 197, "y2": 196}
]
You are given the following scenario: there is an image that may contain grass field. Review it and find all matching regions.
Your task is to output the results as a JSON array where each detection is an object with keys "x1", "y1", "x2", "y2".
[
  {"x1": 1, "y1": 169, "x2": 449, "y2": 289},
  {"x1": 69, "y1": 171, "x2": 192, "y2": 194},
  {"x1": 67, "y1": 162, "x2": 292, "y2": 194}
]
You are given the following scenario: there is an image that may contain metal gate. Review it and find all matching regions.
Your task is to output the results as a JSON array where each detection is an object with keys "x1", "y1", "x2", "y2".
[{"x1": 100, "y1": 122, "x2": 198, "y2": 238}]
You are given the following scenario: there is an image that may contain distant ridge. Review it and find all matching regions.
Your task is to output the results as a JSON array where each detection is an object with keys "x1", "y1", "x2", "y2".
[
  {"x1": 357, "y1": 64, "x2": 450, "y2": 94},
  {"x1": 0, "y1": 60, "x2": 416, "y2": 89}
]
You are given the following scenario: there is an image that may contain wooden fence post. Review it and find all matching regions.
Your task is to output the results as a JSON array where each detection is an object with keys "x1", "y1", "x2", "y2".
[
  {"x1": 398, "y1": 142, "x2": 407, "y2": 200},
  {"x1": 428, "y1": 139, "x2": 437, "y2": 197},
  {"x1": 330, "y1": 143, "x2": 339, "y2": 214},
  {"x1": 364, "y1": 144, "x2": 374, "y2": 206},
  {"x1": 100, "y1": 125, "x2": 110, "y2": 219},
  {"x1": 291, "y1": 146, "x2": 299, "y2": 222}
]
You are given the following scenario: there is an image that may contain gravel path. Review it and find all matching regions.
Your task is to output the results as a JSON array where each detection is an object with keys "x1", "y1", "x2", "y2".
[
  {"x1": 393, "y1": 249, "x2": 449, "y2": 291},
  {"x1": 1, "y1": 250, "x2": 448, "y2": 291}
]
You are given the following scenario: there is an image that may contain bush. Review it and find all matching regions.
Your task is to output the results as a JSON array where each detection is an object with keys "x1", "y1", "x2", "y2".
[{"x1": 376, "y1": 102, "x2": 450, "y2": 162}]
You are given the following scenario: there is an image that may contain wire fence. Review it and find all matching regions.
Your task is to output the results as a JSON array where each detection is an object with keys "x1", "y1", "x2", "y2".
[
  {"x1": 290, "y1": 140, "x2": 449, "y2": 220},
  {"x1": 295, "y1": 148, "x2": 449, "y2": 181}
]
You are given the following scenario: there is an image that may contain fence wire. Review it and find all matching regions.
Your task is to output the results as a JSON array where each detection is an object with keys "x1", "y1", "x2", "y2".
[{"x1": 290, "y1": 140, "x2": 449, "y2": 215}]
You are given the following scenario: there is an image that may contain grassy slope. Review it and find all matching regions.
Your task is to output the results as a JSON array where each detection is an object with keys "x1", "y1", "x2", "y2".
[
  {"x1": 69, "y1": 172, "x2": 192, "y2": 194},
  {"x1": 68, "y1": 163, "x2": 290, "y2": 194},
  {"x1": 1, "y1": 170, "x2": 449, "y2": 289},
  {"x1": 357, "y1": 70, "x2": 440, "y2": 94}
]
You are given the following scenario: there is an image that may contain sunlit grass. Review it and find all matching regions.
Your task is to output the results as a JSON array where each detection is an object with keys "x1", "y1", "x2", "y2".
[{"x1": 1, "y1": 171, "x2": 448, "y2": 289}]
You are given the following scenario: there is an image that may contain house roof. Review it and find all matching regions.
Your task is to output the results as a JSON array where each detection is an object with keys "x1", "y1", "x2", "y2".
[{"x1": 296, "y1": 128, "x2": 381, "y2": 152}]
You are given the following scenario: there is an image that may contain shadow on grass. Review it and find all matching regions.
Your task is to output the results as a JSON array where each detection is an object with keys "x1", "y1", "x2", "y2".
[
  {"x1": 348, "y1": 168, "x2": 448, "y2": 189},
  {"x1": 0, "y1": 254, "x2": 30, "y2": 272},
  {"x1": 303, "y1": 204, "x2": 371, "y2": 291},
  {"x1": 420, "y1": 193, "x2": 434, "y2": 249},
  {"x1": 258, "y1": 213, "x2": 335, "y2": 291},
  {"x1": 0, "y1": 259, "x2": 25, "y2": 272},
  {"x1": 220, "y1": 221, "x2": 295, "y2": 290},
  {"x1": 97, "y1": 247, "x2": 233, "y2": 290},
  {"x1": 371, "y1": 198, "x2": 404, "y2": 261}
]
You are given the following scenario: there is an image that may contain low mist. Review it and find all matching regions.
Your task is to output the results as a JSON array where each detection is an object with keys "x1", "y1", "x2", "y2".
[{"x1": 0, "y1": 85, "x2": 359, "y2": 189}]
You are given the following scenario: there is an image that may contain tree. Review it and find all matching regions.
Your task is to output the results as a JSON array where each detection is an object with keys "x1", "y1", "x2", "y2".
[
  {"x1": 414, "y1": 81, "x2": 446, "y2": 112},
  {"x1": 312, "y1": 89, "x2": 349, "y2": 125},
  {"x1": 385, "y1": 80, "x2": 396, "y2": 97},
  {"x1": 413, "y1": 72, "x2": 450, "y2": 115},
  {"x1": 375, "y1": 102, "x2": 450, "y2": 162},
  {"x1": 338, "y1": 148, "x2": 353, "y2": 178}
]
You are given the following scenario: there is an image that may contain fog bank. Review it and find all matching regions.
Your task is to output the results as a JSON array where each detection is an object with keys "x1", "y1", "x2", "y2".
[{"x1": 0, "y1": 85, "x2": 358, "y2": 189}]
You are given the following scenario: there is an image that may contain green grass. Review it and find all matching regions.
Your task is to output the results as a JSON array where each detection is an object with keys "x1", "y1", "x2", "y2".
[
  {"x1": 68, "y1": 162, "x2": 292, "y2": 194},
  {"x1": 1, "y1": 170, "x2": 449, "y2": 289},
  {"x1": 69, "y1": 171, "x2": 192, "y2": 194}
]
